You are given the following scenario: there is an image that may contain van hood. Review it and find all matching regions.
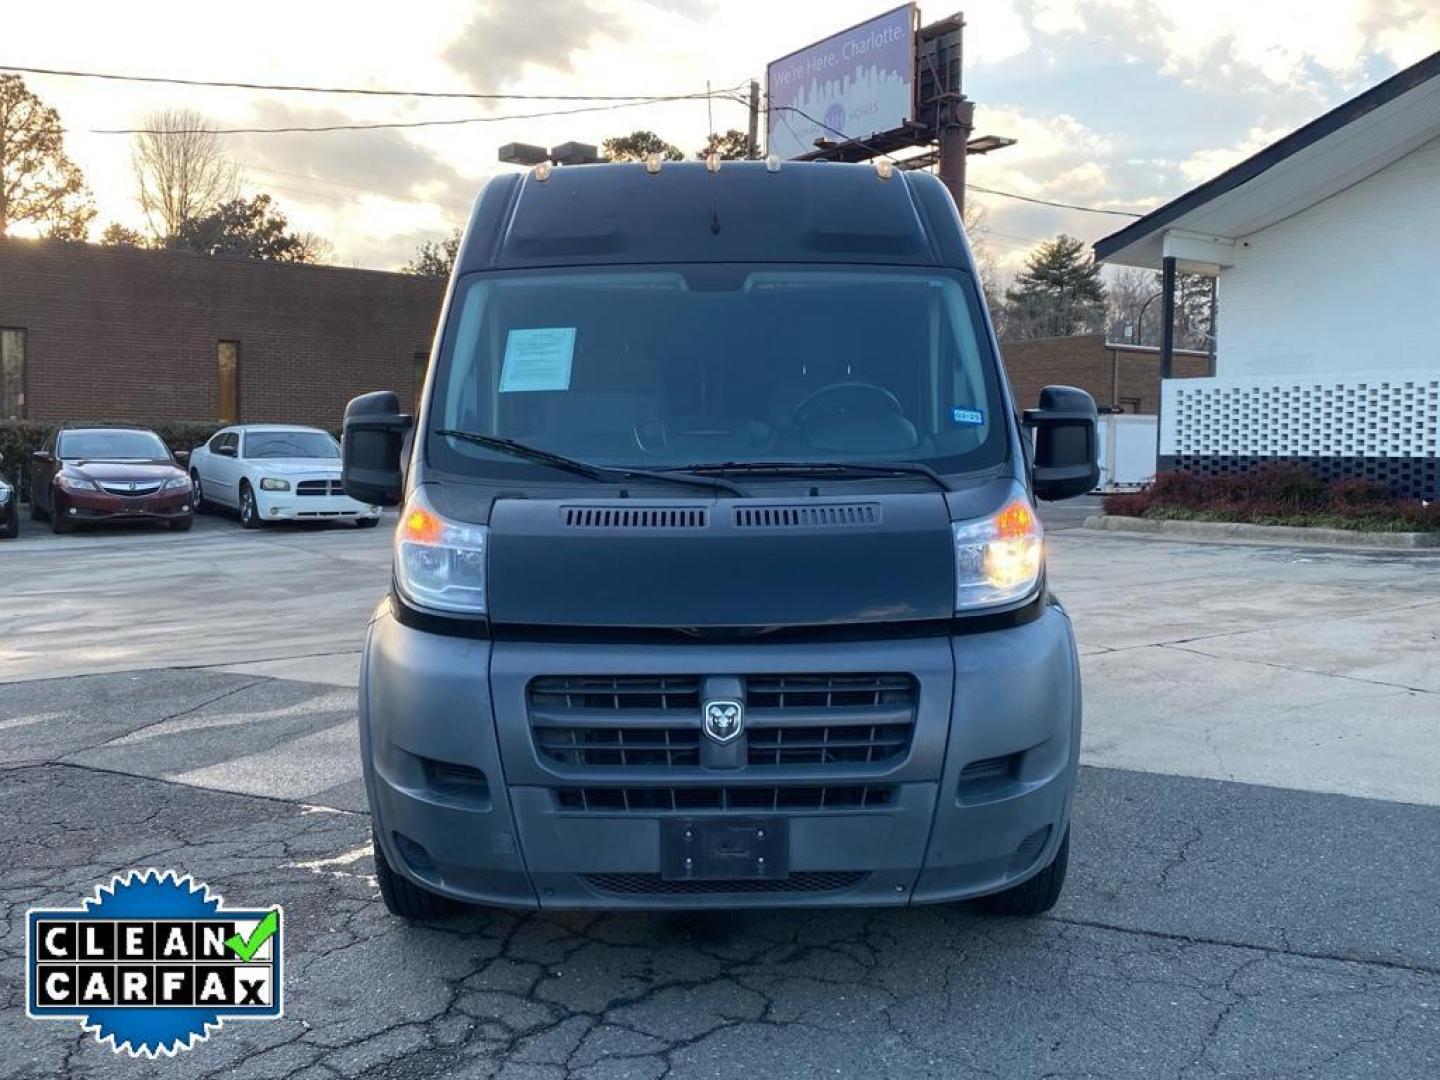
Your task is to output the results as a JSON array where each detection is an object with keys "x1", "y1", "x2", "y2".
[{"x1": 485, "y1": 493, "x2": 957, "y2": 629}]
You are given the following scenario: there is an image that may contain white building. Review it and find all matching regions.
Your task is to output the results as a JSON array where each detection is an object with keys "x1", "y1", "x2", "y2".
[{"x1": 1095, "y1": 49, "x2": 1440, "y2": 499}]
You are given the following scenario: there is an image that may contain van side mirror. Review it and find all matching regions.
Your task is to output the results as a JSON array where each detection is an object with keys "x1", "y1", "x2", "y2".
[
  {"x1": 342, "y1": 390, "x2": 412, "y2": 507},
  {"x1": 1023, "y1": 385, "x2": 1100, "y2": 501}
]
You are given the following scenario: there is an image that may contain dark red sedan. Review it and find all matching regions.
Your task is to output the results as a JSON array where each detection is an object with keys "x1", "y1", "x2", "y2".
[{"x1": 29, "y1": 426, "x2": 194, "y2": 534}]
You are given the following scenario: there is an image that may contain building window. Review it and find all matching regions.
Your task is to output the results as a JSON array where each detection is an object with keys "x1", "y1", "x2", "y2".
[
  {"x1": 1, "y1": 328, "x2": 25, "y2": 420},
  {"x1": 218, "y1": 341, "x2": 240, "y2": 423}
]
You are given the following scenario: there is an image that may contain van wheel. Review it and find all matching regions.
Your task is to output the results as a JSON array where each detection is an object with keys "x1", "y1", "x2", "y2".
[
  {"x1": 979, "y1": 827, "x2": 1069, "y2": 917},
  {"x1": 373, "y1": 830, "x2": 461, "y2": 919}
]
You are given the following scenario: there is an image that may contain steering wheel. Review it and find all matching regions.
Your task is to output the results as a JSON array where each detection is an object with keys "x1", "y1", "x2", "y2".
[{"x1": 790, "y1": 381, "x2": 904, "y2": 429}]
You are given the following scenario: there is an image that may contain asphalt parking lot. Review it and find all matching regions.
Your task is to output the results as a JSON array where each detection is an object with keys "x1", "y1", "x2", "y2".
[{"x1": 2, "y1": 502, "x2": 1438, "y2": 1078}]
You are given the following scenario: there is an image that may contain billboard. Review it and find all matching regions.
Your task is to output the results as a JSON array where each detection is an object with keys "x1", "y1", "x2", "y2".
[{"x1": 766, "y1": 4, "x2": 918, "y2": 160}]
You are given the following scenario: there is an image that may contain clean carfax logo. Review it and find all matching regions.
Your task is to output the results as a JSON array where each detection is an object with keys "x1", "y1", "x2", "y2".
[{"x1": 26, "y1": 869, "x2": 283, "y2": 1057}]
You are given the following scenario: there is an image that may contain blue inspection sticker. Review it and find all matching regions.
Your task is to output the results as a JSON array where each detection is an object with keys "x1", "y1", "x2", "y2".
[{"x1": 951, "y1": 406, "x2": 985, "y2": 426}]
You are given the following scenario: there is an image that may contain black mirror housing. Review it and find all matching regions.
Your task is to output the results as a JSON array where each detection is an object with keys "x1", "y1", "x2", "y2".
[
  {"x1": 342, "y1": 390, "x2": 413, "y2": 507},
  {"x1": 1023, "y1": 385, "x2": 1100, "y2": 501}
]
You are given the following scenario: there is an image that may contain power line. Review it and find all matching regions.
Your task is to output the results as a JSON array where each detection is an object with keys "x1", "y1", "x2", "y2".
[
  {"x1": 966, "y1": 184, "x2": 1142, "y2": 219},
  {"x1": 771, "y1": 103, "x2": 1144, "y2": 219},
  {"x1": 0, "y1": 62, "x2": 741, "y2": 103},
  {"x1": 91, "y1": 90, "x2": 748, "y2": 136},
  {"x1": 90, "y1": 89, "x2": 749, "y2": 135}
]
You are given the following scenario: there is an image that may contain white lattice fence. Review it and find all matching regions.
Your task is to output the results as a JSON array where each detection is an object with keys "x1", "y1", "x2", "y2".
[{"x1": 1159, "y1": 373, "x2": 1439, "y2": 498}]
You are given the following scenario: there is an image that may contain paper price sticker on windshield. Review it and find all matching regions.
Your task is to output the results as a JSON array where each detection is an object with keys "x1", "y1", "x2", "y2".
[
  {"x1": 26, "y1": 870, "x2": 282, "y2": 1057},
  {"x1": 499, "y1": 327, "x2": 576, "y2": 392}
]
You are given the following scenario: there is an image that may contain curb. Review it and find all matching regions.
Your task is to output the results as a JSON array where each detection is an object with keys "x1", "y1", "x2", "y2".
[{"x1": 1081, "y1": 515, "x2": 1440, "y2": 550}]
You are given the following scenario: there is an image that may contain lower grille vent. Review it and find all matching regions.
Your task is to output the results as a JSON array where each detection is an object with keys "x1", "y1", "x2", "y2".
[
  {"x1": 584, "y1": 871, "x2": 868, "y2": 896},
  {"x1": 554, "y1": 785, "x2": 895, "y2": 813}
]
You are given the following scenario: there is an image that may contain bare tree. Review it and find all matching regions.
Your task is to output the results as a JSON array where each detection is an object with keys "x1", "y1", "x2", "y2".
[
  {"x1": 131, "y1": 108, "x2": 240, "y2": 240},
  {"x1": 1105, "y1": 266, "x2": 1161, "y2": 345},
  {"x1": 962, "y1": 203, "x2": 1008, "y2": 335}
]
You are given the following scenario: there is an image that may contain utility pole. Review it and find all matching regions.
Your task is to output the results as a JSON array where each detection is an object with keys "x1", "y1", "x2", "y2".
[
  {"x1": 936, "y1": 95, "x2": 974, "y2": 217},
  {"x1": 747, "y1": 80, "x2": 760, "y2": 159}
]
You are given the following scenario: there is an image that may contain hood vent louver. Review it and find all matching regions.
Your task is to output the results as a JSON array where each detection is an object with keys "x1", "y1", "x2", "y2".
[
  {"x1": 562, "y1": 505, "x2": 709, "y2": 529},
  {"x1": 733, "y1": 503, "x2": 881, "y2": 529}
]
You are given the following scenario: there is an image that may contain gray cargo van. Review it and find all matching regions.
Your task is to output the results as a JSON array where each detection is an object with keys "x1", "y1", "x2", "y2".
[{"x1": 342, "y1": 159, "x2": 1099, "y2": 917}]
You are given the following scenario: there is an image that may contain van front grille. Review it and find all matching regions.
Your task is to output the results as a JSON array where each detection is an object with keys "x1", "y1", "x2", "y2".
[
  {"x1": 745, "y1": 674, "x2": 916, "y2": 767},
  {"x1": 552, "y1": 785, "x2": 896, "y2": 813},
  {"x1": 528, "y1": 673, "x2": 917, "y2": 770},
  {"x1": 530, "y1": 676, "x2": 702, "y2": 767},
  {"x1": 583, "y1": 871, "x2": 868, "y2": 896}
]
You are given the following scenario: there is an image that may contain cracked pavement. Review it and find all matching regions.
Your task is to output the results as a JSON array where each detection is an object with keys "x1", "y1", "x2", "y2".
[{"x1": 2, "y1": 511, "x2": 1438, "y2": 1077}]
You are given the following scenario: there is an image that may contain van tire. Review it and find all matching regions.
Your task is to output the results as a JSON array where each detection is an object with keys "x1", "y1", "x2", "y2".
[
  {"x1": 373, "y1": 830, "x2": 461, "y2": 919},
  {"x1": 979, "y1": 827, "x2": 1069, "y2": 917}
]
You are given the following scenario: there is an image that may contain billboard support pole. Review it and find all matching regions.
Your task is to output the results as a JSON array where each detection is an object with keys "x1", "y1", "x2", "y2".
[
  {"x1": 747, "y1": 80, "x2": 760, "y2": 159},
  {"x1": 937, "y1": 95, "x2": 974, "y2": 216}
]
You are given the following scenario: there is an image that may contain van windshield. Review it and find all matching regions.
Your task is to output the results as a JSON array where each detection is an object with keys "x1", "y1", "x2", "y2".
[{"x1": 428, "y1": 265, "x2": 1007, "y2": 480}]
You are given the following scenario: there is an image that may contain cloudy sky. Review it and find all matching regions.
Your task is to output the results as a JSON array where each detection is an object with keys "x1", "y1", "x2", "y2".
[{"x1": 6, "y1": 0, "x2": 1438, "y2": 274}]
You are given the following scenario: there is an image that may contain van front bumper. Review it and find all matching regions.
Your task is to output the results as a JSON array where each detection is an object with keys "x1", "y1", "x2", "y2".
[{"x1": 360, "y1": 602, "x2": 1082, "y2": 910}]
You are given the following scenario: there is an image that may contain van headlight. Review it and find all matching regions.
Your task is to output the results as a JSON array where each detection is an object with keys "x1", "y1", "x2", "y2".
[
  {"x1": 953, "y1": 490, "x2": 1043, "y2": 611},
  {"x1": 395, "y1": 488, "x2": 488, "y2": 614}
]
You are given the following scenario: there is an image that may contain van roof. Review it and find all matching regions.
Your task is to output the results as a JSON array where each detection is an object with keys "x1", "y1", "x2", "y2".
[{"x1": 458, "y1": 161, "x2": 972, "y2": 274}]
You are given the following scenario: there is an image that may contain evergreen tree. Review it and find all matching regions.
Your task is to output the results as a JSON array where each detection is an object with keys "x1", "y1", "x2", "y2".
[{"x1": 1003, "y1": 234, "x2": 1107, "y2": 339}]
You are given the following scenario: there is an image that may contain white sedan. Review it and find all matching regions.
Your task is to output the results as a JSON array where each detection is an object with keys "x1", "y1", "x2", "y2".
[{"x1": 188, "y1": 425, "x2": 382, "y2": 529}]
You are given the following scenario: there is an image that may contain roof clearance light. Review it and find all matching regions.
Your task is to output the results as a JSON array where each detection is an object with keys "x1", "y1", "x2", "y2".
[
  {"x1": 704, "y1": 151, "x2": 721, "y2": 173},
  {"x1": 532, "y1": 161, "x2": 552, "y2": 182},
  {"x1": 875, "y1": 159, "x2": 895, "y2": 180},
  {"x1": 765, "y1": 153, "x2": 782, "y2": 173},
  {"x1": 644, "y1": 152, "x2": 663, "y2": 174}
]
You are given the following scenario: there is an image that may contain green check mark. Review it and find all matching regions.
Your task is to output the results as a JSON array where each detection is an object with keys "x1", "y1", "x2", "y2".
[{"x1": 225, "y1": 909, "x2": 279, "y2": 962}]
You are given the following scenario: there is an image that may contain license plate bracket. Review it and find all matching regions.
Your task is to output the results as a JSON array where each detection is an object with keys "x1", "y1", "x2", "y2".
[{"x1": 660, "y1": 817, "x2": 788, "y2": 881}]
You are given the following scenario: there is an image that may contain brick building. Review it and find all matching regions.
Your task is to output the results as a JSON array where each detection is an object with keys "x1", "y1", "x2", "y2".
[
  {"x1": 999, "y1": 333, "x2": 1212, "y2": 415},
  {"x1": 0, "y1": 239, "x2": 445, "y2": 428}
]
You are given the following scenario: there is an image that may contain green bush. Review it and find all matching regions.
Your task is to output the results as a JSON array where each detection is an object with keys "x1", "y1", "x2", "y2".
[{"x1": 0, "y1": 419, "x2": 224, "y2": 502}]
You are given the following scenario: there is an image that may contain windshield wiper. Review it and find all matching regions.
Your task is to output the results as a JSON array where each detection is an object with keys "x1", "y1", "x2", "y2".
[
  {"x1": 662, "y1": 460, "x2": 951, "y2": 492},
  {"x1": 434, "y1": 430, "x2": 747, "y2": 497}
]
